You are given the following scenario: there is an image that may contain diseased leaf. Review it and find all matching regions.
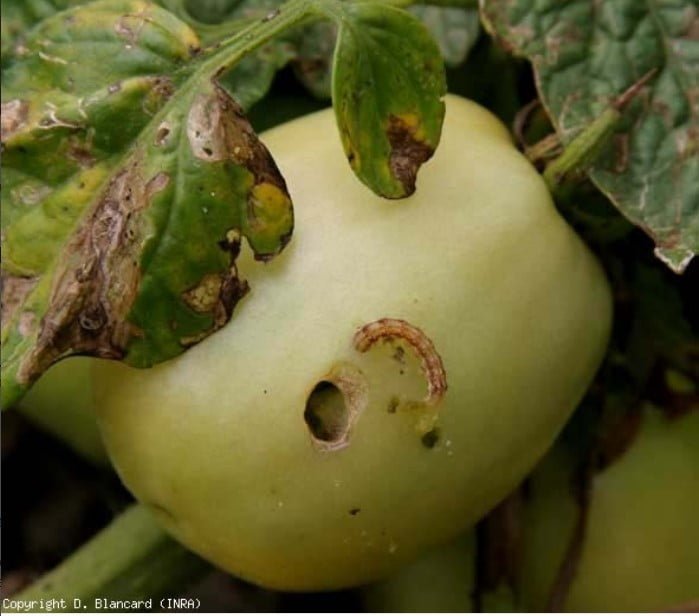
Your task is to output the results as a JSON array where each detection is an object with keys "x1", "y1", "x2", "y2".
[
  {"x1": 288, "y1": 5, "x2": 480, "y2": 102},
  {"x1": 156, "y1": 0, "x2": 300, "y2": 111},
  {"x1": 182, "y1": 0, "x2": 243, "y2": 24},
  {"x1": 160, "y1": 0, "x2": 338, "y2": 102},
  {"x1": 290, "y1": 20, "x2": 336, "y2": 99},
  {"x1": 327, "y1": 1, "x2": 446, "y2": 198},
  {"x1": 481, "y1": 0, "x2": 699, "y2": 273},
  {"x1": 1, "y1": 0, "x2": 90, "y2": 56},
  {"x1": 157, "y1": 0, "x2": 282, "y2": 44},
  {"x1": 156, "y1": 0, "x2": 333, "y2": 107},
  {"x1": 219, "y1": 41, "x2": 297, "y2": 110},
  {"x1": 1, "y1": 0, "x2": 293, "y2": 407},
  {"x1": 409, "y1": 5, "x2": 480, "y2": 67}
]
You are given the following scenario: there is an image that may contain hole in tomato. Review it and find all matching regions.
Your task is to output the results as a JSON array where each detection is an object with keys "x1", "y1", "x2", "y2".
[{"x1": 304, "y1": 381, "x2": 349, "y2": 445}]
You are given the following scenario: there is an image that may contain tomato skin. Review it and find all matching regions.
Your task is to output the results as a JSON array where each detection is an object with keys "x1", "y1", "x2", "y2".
[
  {"x1": 16, "y1": 357, "x2": 107, "y2": 465},
  {"x1": 362, "y1": 533, "x2": 476, "y2": 612},
  {"x1": 93, "y1": 95, "x2": 612, "y2": 590},
  {"x1": 517, "y1": 407, "x2": 699, "y2": 612}
]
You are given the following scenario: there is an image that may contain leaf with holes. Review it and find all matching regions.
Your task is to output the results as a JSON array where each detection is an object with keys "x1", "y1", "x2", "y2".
[
  {"x1": 327, "y1": 1, "x2": 446, "y2": 198},
  {"x1": 481, "y1": 0, "x2": 699, "y2": 273},
  {"x1": 0, "y1": 0, "x2": 293, "y2": 408}
]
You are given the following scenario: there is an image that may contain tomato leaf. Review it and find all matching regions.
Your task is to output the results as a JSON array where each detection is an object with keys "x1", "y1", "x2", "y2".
[
  {"x1": 1, "y1": 0, "x2": 293, "y2": 407},
  {"x1": 481, "y1": 0, "x2": 699, "y2": 273},
  {"x1": 160, "y1": 0, "x2": 280, "y2": 26},
  {"x1": 1, "y1": 0, "x2": 91, "y2": 55},
  {"x1": 409, "y1": 5, "x2": 480, "y2": 67},
  {"x1": 219, "y1": 41, "x2": 297, "y2": 110},
  {"x1": 178, "y1": 0, "x2": 243, "y2": 24},
  {"x1": 327, "y1": 1, "x2": 446, "y2": 198},
  {"x1": 288, "y1": 5, "x2": 479, "y2": 102},
  {"x1": 289, "y1": 20, "x2": 337, "y2": 99}
]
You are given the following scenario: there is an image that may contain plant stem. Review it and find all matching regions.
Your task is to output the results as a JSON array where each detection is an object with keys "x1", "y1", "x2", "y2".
[
  {"x1": 189, "y1": 0, "x2": 478, "y2": 60},
  {"x1": 10, "y1": 505, "x2": 209, "y2": 611},
  {"x1": 194, "y1": 0, "x2": 318, "y2": 78},
  {"x1": 542, "y1": 107, "x2": 620, "y2": 191},
  {"x1": 386, "y1": 0, "x2": 478, "y2": 7},
  {"x1": 543, "y1": 69, "x2": 657, "y2": 191}
]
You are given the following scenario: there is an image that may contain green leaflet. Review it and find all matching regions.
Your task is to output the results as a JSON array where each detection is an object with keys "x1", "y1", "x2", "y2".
[
  {"x1": 219, "y1": 41, "x2": 297, "y2": 110},
  {"x1": 289, "y1": 5, "x2": 479, "y2": 101},
  {"x1": 289, "y1": 19, "x2": 337, "y2": 99},
  {"x1": 181, "y1": 0, "x2": 247, "y2": 24},
  {"x1": 1, "y1": 0, "x2": 293, "y2": 407},
  {"x1": 481, "y1": 0, "x2": 699, "y2": 273},
  {"x1": 0, "y1": 0, "x2": 90, "y2": 56},
  {"x1": 410, "y1": 5, "x2": 480, "y2": 67},
  {"x1": 328, "y1": 1, "x2": 447, "y2": 198}
]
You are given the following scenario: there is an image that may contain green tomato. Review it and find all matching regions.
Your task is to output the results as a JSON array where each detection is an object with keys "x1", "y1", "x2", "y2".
[
  {"x1": 362, "y1": 533, "x2": 476, "y2": 612},
  {"x1": 517, "y1": 407, "x2": 699, "y2": 611},
  {"x1": 15, "y1": 357, "x2": 107, "y2": 465},
  {"x1": 93, "y1": 95, "x2": 612, "y2": 590}
]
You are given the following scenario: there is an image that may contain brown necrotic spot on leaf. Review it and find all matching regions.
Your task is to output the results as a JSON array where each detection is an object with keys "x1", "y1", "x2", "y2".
[
  {"x1": 146, "y1": 171, "x2": 170, "y2": 196},
  {"x1": 187, "y1": 92, "x2": 232, "y2": 161},
  {"x1": 114, "y1": 10, "x2": 151, "y2": 49},
  {"x1": 180, "y1": 230, "x2": 249, "y2": 347},
  {"x1": 14, "y1": 163, "x2": 169, "y2": 385},
  {"x1": 13, "y1": 183, "x2": 52, "y2": 207},
  {"x1": 612, "y1": 133, "x2": 630, "y2": 173},
  {"x1": 1, "y1": 99, "x2": 29, "y2": 140},
  {"x1": 1, "y1": 275, "x2": 38, "y2": 326},
  {"x1": 67, "y1": 142, "x2": 97, "y2": 169},
  {"x1": 187, "y1": 85, "x2": 273, "y2": 166},
  {"x1": 187, "y1": 84, "x2": 292, "y2": 260},
  {"x1": 154, "y1": 122, "x2": 171, "y2": 146},
  {"x1": 386, "y1": 113, "x2": 435, "y2": 196},
  {"x1": 182, "y1": 273, "x2": 224, "y2": 314},
  {"x1": 143, "y1": 77, "x2": 175, "y2": 115},
  {"x1": 18, "y1": 312, "x2": 37, "y2": 337}
]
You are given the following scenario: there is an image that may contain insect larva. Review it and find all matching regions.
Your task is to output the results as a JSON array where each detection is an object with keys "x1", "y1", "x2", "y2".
[{"x1": 353, "y1": 318, "x2": 447, "y2": 406}]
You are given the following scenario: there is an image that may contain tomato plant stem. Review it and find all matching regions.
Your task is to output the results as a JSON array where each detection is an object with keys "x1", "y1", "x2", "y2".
[{"x1": 11, "y1": 505, "x2": 209, "y2": 608}]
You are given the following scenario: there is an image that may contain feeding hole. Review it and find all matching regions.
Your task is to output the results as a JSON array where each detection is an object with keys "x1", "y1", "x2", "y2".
[
  {"x1": 303, "y1": 363, "x2": 369, "y2": 452},
  {"x1": 421, "y1": 427, "x2": 440, "y2": 449},
  {"x1": 304, "y1": 381, "x2": 350, "y2": 445},
  {"x1": 155, "y1": 123, "x2": 170, "y2": 145}
]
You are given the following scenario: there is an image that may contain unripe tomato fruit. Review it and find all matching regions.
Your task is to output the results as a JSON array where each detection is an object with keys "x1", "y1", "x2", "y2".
[
  {"x1": 362, "y1": 533, "x2": 476, "y2": 612},
  {"x1": 93, "y1": 96, "x2": 612, "y2": 590},
  {"x1": 517, "y1": 407, "x2": 699, "y2": 611},
  {"x1": 15, "y1": 358, "x2": 107, "y2": 465}
]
